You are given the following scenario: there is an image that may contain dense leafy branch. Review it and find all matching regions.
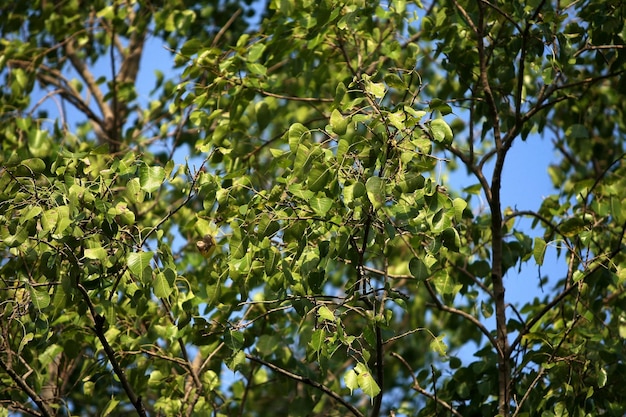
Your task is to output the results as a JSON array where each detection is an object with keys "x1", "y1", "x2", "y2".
[
  {"x1": 512, "y1": 220, "x2": 626, "y2": 353},
  {"x1": 1, "y1": 0, "x2": 625, "y2": 416}
]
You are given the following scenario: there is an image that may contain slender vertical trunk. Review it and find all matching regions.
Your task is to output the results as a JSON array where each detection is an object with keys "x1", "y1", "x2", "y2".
[{"x1": 491, "y1": 157, "x2": 511, "y2": 416}]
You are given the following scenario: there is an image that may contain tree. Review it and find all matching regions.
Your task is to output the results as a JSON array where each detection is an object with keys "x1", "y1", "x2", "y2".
[{"x1": 1, "y1": 0, "x2": 625, "y2": 416}]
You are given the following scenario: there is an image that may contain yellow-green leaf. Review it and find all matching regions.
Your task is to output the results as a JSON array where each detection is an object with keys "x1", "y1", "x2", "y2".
[
  {"x1": 330, "y1": 109, "x2": 348, "y2": 135},
  {"x1": 317, "y1": 305, "x2": 335, "y2": 322},
  {"x1": 430, "y1": 118, "x2": 453, "y2": 145}
]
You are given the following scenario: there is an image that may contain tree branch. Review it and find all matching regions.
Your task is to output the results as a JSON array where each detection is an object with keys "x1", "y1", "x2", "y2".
[
  {"x1": 245, "y1": 354, "x2": 365, "y2": 417},
  {"x1": 0, "y1": 356, "x2": 53, "y2": 417},
  {"x1": 76, "y1": 283, "x2": 148, "y2": 417},
  {"x1": 510, "y1": 220, "x2": 626, "y2": 353},
  {"x1": 65, "y1": 39, "x2": 113, "y2": 125},
  {"x1": 471, "y1": 1, "x2": 512, "y2": 413},
  {"x1": 390, "y1": 352, "x2": 462, "y2": 417}
]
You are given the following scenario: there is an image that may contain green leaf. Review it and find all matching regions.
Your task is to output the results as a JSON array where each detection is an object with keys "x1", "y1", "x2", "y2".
[
  {"x1": 533, "y1": 237, "x2": 547, "y2": 266},
  {"x1": 248, "y1": 42, "x2": 266, "y2": 62},
  {"x1": 572, "y1": 270, "x2": 584, "y2": 283},
  {"x1": 85, "y1": 247, "x2": 108, "y2": 261},
  {"x1": 441, "y1": 228, "x2": 460, "y2": 252},
  {"x1": 384, "y1": 73, "x2": 406, "y2": 90},
  {"x1": 429, "y1": 334, "x2": 447, "y2": 356},
  {"x1": 289, "y1": 123, "x2": 310, "y2": 152},
  {"x1": 202, "y1": 370, "x2": 220, "y2": 391},
  {"x1": 29, "y1": 286, "x2": 51, "y2": 309},
  {"x1": 452, "y1": 198, "x2": 467, "y2": 221},
  {"x1": 20, "y1": 205, "x2": 42, "y2": 223},
  {"x1": 429, "y1": 98, "x2": 452, "y2": 115},
  {"x1": 344, "y1": 369, "x2": 358, "y2": 395},
  {"x1": 317, "y1": 305, "x2": 335, "y2": 322},
  {"x1": 227, "y1": 350, "x2": 246, "y2": 372},
  {"x1": 246, "y1": 62, "x2": 266, "y2": 76},
  {"x1": 256, "y1": 335, "x2": 278, "y2": 356},
  {"x1": 102, "y1": 398, "x2": 120, "y2": 417},
  {"x1": 334, "y1": 82, "x2": 347, "y2": 107},
  {"x1": 18, "y1": 332, "x2": 33, "y2": 354},
  {"x1": 363, "y1": 76, "x2": 386, "y2": 99},
  {"x1": 566, "y1": 124, "x2": 589, "y2": 139},
  {"x1": 288, "y1": 182, "x2": 314, "y2": 201},
  {"x1": 41, "y1": 208, "x2": 59, "y2": 232},
  {"x1": 597, "y1": 368, "x2": 607, "y2": 388},
  {"x1": 310, "y1": 196, "x2": 333, "y2": 217},
  {"x1": 139, "y1": 165, "x2": 165, "y2": 193},
  {"x1": 309, "y1": 329, "x2": 325, "y2": 354},
  {"x1": 343, "y1": 181, "x2": 366, "y2": 206},
  {"x1": 127, "y1": 251, "x2": 154, "y2": 277},
  {"x1": 229, "y1": 224, "x2": 248, "y2": 259},
  {"x1": 308, "y1": 165, "x2": 330, "y2": 192},
  {"x1": 559, "y1": 217, "x2": 585, "y2": 237},
  {"x1": 126, "y1": 178, "x2": 144, "y2": 203},
  {"x1": 28, "y1": 128, "x2": 52, "y2": 157},
  {"x1": 224, "y1": 330, "x2": 244, "y2": 351},
  {"x1": 357, "y1": 370, "x2": 381, "y2": 399},
  {"x1": 610, "y1": 196, "x2": 624, "y2": 223},
  {"x1": 258, "y1": 215, "x2": 280, "y2": 238},
  {"x1": 256, "y1": 101, "x2": 271, "y2": 131},
  {"x1": 429, "y1": 118, "x2": 453, "y2": 145},
  {"x1": 330, "y1": 109, "x2": 348, "y2": 135},
  {"x1": 153, "y1": 271, "x2": 172, "y2": 298},
  {"x1": 180, "y1": 39, "x2": 203, "y2": 55},
  {"x1": 481, "y1": 301, "x2": 493, "y2": 318},
  {"x1": 21, "y1": 158, "x2": 46, "y2": 173},
  {"x1": 395, "y1": 173, "x2": 425, "y2": 194},
  {"x1": 366, "y1": 177, "x2": 385, "y2": 210},
  {"x1": 409, "y1": 257, "x2": 430, "y2": 281},
  {"x1": 431, "y1": 270, "x2": 461, "y2": 296}
]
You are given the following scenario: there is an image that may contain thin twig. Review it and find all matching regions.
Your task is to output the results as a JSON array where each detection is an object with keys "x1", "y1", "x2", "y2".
[
  {"x1": 390, "y1": 352, "x2": 462, "y2": 417},
  {"x1": 212, "y1": 8, "x2": 242, "y2": 48},
  {"x1": 76, "y1": 282, "x2": 147, "y2": 417},
  {"x1": 246, "y1": 354, "x2": 365, "y2": 417},
  {"x1": 0, "y1": 357, "x2": 53, "y2": 417}
]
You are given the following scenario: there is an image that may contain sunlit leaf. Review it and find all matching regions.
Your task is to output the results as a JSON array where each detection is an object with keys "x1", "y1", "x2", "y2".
[
  {"x1": 28, "y1": 286, "x2": 50, "y2": 310},
  {"x1": 317, "y1": 305, "x2": 335, "y2": 322},
  {"x1": 127, "y1": 251, "x2": 154, "y2": 277},
  {"x1": 533, "y1": 237, "x2": 547, "y2": 266},
  {"x1": 344, "y1": 369, "x2": 358, "y2": 395},
  {"x1": 289, "y1": 123, "x2": 310, "y2": 152},
  {"x1": 153, "y1": 271, "x2": 172, "y2": 298},
  {"x1": 366, "y1": 177, "x2": 385, "y2": 210},
  {"x1": 357, "y1": 370, "x2": 381, "y2": 399},
  {"x1": 429, "y1": 118, "x2": 453, "y2": 145},
  {"x1": 330, "y1": 109, "x2": 348, "y2": 135},
  {"x1": 139, "y1": 165, "x2": 165, "y2": 193}
]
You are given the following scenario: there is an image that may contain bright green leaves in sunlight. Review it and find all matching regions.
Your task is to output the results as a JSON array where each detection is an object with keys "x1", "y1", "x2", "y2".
[
  {"x1": 344, "y1": 362, "x2": 381, "y2": 400},
  {"x1": 4, "y1": 0, "x2": 625, "y2": 416}
]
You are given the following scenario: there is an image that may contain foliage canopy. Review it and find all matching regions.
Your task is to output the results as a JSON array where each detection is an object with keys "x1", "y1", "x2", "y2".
[{"x1": 1, "y1": 0, "x2": 625, "y2": 416}]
